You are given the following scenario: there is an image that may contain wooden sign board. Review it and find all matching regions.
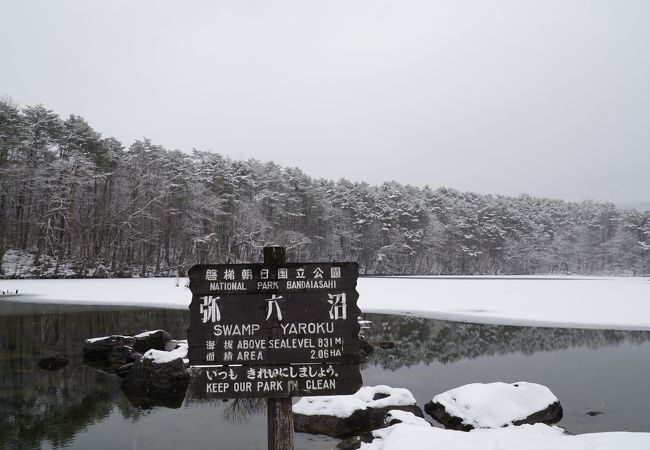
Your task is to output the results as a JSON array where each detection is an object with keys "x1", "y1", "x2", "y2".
[
  {"x1": 188, "y1": 292, "x2": 360, "y2": 366},
  {"x1": 188, "y1": 261, "x2": 362, "y2": 399}
]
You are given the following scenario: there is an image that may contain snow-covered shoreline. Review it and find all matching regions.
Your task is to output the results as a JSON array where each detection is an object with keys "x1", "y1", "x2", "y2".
[
  {"x1": 361, "y1": 422, "x2": 650, "y2": 450},
  {"x1": 1, "y1": 276, "x2": 649, "y2": 330}
]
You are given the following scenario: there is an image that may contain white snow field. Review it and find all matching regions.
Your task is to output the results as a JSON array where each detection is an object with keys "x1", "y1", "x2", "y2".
[
  {"x1": 361, "y1": 422, "x2": 650, "y2": 450},
  {"x1": 1, "y1": 276, "x2": 649, "y2": 330}
]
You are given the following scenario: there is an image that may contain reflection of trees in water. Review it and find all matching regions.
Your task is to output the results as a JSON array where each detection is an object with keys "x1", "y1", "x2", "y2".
[
  {"x1": 181, "y1": 397, "x2": 266, "y2": 424},
  {"x1": 362, "y1": 313, "x2": 650, "y2": 371},
  {"x1": 222, "y1": 399, "x2": 266, "y2": 424},
  {"x1": 0, "y1": 305, "x2": 188, "y2": 449}
]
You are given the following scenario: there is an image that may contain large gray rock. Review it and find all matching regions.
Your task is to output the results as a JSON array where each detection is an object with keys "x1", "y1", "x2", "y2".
[
  {"x1": 424, "y1": 382, "x2": 563, "y2": 431},
  {"x1": 121, "y1": 349, "x2": 189, "y2": 400},
  {"x1": 293, "y1": 386, "x2": 423, "y2": 438},
  {"x1": 83, "y1": 335, "x2": 136, "y2": 360}
]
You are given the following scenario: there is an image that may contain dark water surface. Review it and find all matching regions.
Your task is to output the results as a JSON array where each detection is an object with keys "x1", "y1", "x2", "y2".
[{"x1": 1, "y1": 301, "x2": 650, "y2": 449}]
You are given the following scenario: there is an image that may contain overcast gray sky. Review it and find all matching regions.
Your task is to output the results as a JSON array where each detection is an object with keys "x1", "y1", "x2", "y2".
[{"x1": 1, "y1": 0, "x2": 649, "y2": 203}]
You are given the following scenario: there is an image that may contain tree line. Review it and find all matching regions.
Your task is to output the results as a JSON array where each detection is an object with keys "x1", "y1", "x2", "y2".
[{"x1": 1, "y1": 100, "x2": 648, "y2": 278}]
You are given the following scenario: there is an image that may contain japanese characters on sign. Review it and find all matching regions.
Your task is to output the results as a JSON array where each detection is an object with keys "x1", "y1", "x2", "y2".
[
  {"x1": 188, "y1": 292, "x2": 360, "y2": 365},
  {"x1": 188, "y1": 263, "x2": 358, "y2": 294},
  {"x1": 187, "y1": 262, "x2": 361, "y2": 399},
  {"x1": 188, "y1": 362, "x2": 363, "y2": 399}
]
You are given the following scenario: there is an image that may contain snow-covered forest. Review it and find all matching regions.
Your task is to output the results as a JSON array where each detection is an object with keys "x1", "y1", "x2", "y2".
[{"x1": 1, "y1": 100, "x2": 649, "y2": 278}]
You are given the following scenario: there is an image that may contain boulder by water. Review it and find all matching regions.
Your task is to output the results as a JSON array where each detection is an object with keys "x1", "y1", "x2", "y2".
[
  {"x1": 293, "y1": 385, "x2": 424, "y2": 438},
  {"x1": 83, "y1": 335, "x2": 136, "y2": 360},
  {"x1": 83, "y1": 331, "x2": 187, "y2": 377},
  {"x1": 115, "y1": 362, "x2": 134, "y2": 378},
  {"x1": 121, "y1": 348, "x2": 189, "y2": 401},
  {"x1": 133, "y1": 330, "x2": 172, "y2": 353},
  {"x1": 359, "y1": 338, "x2": 374, "y2": 358},
  {"x1": 424, "y1": 382, "x2": 563, "y2": 431},
  {"x1": 107, "y1": 346, "x2": 141, "y2": 366}
]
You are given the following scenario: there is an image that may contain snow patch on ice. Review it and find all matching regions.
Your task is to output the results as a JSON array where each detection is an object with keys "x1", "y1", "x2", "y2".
[
  {"x1": 433, "y1": 382, "x2": 558, "y2": 429},
  {"x1": 2, "y1": 276, "x2": 650, "y2": 331},
  {"x1": 293, "y1": 385, "x2": 417, "y2": 418}
]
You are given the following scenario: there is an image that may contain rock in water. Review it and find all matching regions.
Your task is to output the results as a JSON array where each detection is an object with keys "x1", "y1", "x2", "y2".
[
  {"x1": 293, "y1": 385, "x2": 424, "y2": 438},
  {"x1": 38, "y1": 355, "x2": 69, "y2": 371},
  {"x1": 115, "y1": 363, "x2": 134, "y2": 378},
  {"x1": 424, "y1": 382, "x2": 563, "y2": 431},
  {"x1": 359, "y1": 339, "x2": 374, "y2": 358},
  {"x1": 83, "y1": 335, "x2": 137, "y2": 360},
  {"x1": 133, "y1": 330, "x2": 172, "y2": 353},
  {"x1": 121, "y1": 349, "x2": 189, "y2": 400},
  {"x1": 107, "y1": 346, "x2": 141, "y2": 366}
]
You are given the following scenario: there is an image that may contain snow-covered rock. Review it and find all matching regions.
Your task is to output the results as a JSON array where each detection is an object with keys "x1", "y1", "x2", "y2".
[
  {"x1": 425, "y1": 382, "x2": 562, "y2": 431},
  {"x1": 133, "y1": 329, "x2": 172, "y2": 353},
  {"x1": 360, "y1": 423, "x2": 650, "y2": 450},
  {"x1": 142, "y1": 342, "x2": 188, "y2": 365},
  {"x1": 83, "y1": 335, "x2": 136, "y2": 359},
  {"x1": 121, "y1": 347, "x2": 189, "y2": 406},
  {"x1": 293, "y1": 385, "x2": 423, "y2": 438},
  {"x1": 84, "y1": 333, "x2": 187, "y2": 378}
]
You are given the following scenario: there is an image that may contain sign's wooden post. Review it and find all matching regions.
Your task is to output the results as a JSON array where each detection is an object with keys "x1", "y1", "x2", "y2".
[{"x1": 264, "y1": 246, "x2": 293, "y2": 450}]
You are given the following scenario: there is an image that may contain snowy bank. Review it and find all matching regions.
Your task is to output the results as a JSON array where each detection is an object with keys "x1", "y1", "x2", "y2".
[
  {"x1": 360, "y1": 276, "x2": 650, "y2": 330},
  {"x1": 360, "y1": 422, "x2": 650, "y2": 450},
  {"x1": 1, "y1": 276, "x2": 650, "y2": 330}
]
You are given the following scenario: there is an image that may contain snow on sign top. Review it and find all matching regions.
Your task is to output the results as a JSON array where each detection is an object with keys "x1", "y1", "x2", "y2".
[{"x1": 432, "y1": 382, "x2": 559, "y2": 429}]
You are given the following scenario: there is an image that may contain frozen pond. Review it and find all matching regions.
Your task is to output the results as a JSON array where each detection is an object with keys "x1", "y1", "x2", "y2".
[{"x1": 1, "y1": 301, "x2": 650, "y2": 449}]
